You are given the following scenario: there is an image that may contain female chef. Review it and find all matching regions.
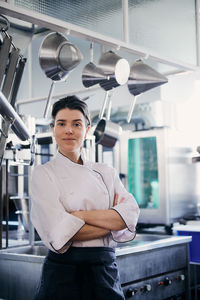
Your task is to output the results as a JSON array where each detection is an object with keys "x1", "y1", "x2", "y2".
[{"x1": 30, "y1": 95, "x2": 140, "y2": 300}]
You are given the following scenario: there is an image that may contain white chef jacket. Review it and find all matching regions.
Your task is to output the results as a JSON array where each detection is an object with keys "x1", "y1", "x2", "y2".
[{"x1": 30, "y1": 151, "x2": 140, "y2": 253}]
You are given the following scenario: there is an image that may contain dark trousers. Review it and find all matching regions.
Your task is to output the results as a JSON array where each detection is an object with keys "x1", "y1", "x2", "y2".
[{"x1": 35, "y1": 246, "x2": 125, "y2": 300}]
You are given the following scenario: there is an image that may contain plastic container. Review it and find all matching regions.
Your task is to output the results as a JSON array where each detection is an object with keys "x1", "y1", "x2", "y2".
[{"x1": 176, "y1": 225, "x2": 200, "y2": 263}]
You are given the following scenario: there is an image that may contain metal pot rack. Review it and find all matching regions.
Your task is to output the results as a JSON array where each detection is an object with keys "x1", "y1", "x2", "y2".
[{"x1": 0, "y1": 1, "x2": 199, "y2": 75}]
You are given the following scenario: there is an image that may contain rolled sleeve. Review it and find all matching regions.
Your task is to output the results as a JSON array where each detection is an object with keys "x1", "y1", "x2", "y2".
[
  {"x1": 110, "y1": 169, "x2": 140, "y2": 243},
  {"x1": 30, "y1": 166, "x2": 85, "y2": 252}
]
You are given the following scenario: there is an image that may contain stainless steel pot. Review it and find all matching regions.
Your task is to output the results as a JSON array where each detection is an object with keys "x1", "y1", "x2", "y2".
[
  {"x1": 94, "y1": 119, "x2": 122, "y2": 148},
  {"x1": 127, "y1": 59, "x2": 168, "y2": 96},
  {"x1": 39, "y1": 32, "x2": 83, "y2": 81},
  {"x1": 82, "y1": 62, "x2": 108, "y2": 88},
  {"x1": 98, "y1": 51, "x2": 130, "y2": 91},
  {"x1": 39, "y1": 32, "x2": 83, "y2": 117}
]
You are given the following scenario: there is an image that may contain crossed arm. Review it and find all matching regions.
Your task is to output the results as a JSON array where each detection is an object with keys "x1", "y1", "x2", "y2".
[
  {"x1": 58, "y1": 194, "x2": 126, "y2": 253},
  {"x1": 71, "y1": 193, "x2": 126, "y2": 242}
]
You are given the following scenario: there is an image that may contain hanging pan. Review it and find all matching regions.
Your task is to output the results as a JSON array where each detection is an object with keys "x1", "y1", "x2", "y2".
[
  {"x1": 94, "y1": 93, "x2": 122, "y2": 148},
  {"x1": 126, "y1": 59, "x2": 168, "y2": 123},
  {"x1": 98, "y1": 50, "x2": 130, "y2": 91},
  {"x1": 39, "y1": 32, "x2": 83, "y2": 117},
  {"x1": 127, "y1": 59, "x2": 168, "y2": 96},
  {"x1": 82, "y1": 43, "x2": 108, "y2": 88}
]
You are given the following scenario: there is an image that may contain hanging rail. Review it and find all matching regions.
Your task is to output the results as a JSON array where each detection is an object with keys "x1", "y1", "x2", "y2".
[{"x1": 0, "y1": 1, "x2": 199, "y2": 73}]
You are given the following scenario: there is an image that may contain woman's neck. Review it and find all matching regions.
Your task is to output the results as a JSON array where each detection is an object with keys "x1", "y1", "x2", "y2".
[{"x1": 59, "y1": 150, "x2": 83, "y2": 165}]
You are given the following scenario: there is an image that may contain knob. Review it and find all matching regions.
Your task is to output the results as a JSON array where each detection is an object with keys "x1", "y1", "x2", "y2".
[
  {"x1": 158, "y1": 277, "x2": 172, "y2": 286},
  {"x1": 141, "y1": 284, "x2": 152, "y2": 293},
  {"x1": 126, "y1": 287, "x2": 138, "y2": 298},
  {"x1": 163, "y1": 277, "x2": 172, "y2": 286},
  {"x1": 176, "y1": 274, "x2": 185, "y2": 281}
]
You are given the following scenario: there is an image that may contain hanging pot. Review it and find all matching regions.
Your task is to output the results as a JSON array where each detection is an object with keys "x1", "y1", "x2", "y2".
[
  {"x1": 82, "y1": 62, "x2": 108, "y2": 88},
  {"x1": 39, "y1": 32, "x2": 83, "y2": 117},
  {"x1": 98, "y1": 51, "x2": 130, "y2": 91},
  {"x1": 127, "y1": 59, "x2": 168, "y2": 96},
  {"x1": 94, "y1": 93, "x2": 122, "y2": 148},
  {"x1": 126, "y1": 59, "x2": 168, "y2": 123},
  {"x1": 39, "y1": 32, "x2": 83, "y2": 81},
  {"x1": 94, "y1": 119, "x2": 122, "y2": 148}
]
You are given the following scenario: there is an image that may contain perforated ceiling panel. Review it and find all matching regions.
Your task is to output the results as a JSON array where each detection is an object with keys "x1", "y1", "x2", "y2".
[{"x1": 15, "y1": 0, "x2": 123, "y2": 40}]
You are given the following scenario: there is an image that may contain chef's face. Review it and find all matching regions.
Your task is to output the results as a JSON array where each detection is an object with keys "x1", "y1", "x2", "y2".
[{"x1": 52, "y1": 108, "x2": 90, "y2": 158}]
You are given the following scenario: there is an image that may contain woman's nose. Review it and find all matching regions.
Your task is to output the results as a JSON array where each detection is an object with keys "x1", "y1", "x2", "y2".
[{"x1": 65, "y1": 126, "x2": 73, "y2": 134}]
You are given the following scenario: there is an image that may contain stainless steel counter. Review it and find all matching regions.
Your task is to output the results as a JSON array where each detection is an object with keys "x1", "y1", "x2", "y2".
[
  {"x1": 0, "y1": 234, "x2": 192, "y2": 261},
  {"x1": 116, "y1": 233, "x2": 192, "y2": 256},
  {"x1": 0, "y1": 234, "x2": 192, "y2": 300}
]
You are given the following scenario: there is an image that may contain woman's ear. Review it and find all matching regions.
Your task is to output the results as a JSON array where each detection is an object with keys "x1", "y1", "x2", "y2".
[
  {"x1": 84, "y1": 125, "x2": 91, "y2": 139},
  {"x1": 50, "y1": 123, "x2": 55, "y2": 136}
]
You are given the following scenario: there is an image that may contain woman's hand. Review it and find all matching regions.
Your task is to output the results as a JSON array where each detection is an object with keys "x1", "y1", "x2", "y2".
[
  {"x1": 71, "y1": 210, "x2": 84, "y2": 220},
  {"x1": 113, "y1": 193, "x2": 125, "y2": 206}
]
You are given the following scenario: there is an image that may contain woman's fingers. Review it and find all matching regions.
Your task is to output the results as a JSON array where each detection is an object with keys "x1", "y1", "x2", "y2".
[
  {"x1": 113, "y1": 194, "x2": 126, "y2": 206},
  {"x1": 120, "y1": 197, "x2": 125, "y2": 203},
  {"x1": 113, "y1": 193, "x2": 119, "y2": 206}
]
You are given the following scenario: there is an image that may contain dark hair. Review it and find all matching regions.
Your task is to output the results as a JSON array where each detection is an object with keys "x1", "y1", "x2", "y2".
[{"x1": 51, "y1": 95, "x2": 91, "y2": 126}]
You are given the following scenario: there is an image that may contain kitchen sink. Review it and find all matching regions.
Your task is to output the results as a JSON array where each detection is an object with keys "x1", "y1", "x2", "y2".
[
  {"x1": 117, "y1": 233, "x2": 171, "y2": 248},
  {"x1": 1, "y1": 244, "x2": 48, "y2": 256},
  {"x1": 0, "y1": 234, "x2": 173, "y2": 256}
]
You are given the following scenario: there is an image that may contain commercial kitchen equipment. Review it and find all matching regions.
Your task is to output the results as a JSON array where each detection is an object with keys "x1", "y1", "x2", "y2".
[
  {"x1": 0, "y1": 234, "x2": 192, "y2": 300},
  {"x1": 119, "y1": 127, "x2": 198, "y2": 232}
]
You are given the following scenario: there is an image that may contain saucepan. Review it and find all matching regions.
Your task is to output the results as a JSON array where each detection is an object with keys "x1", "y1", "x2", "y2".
[
  {"x1": 126, "y1": 59, "x2": 168, "y2": 123},
  {"x1": 82, "y1": 43, "x2": 108, "y2": 88},
  {"x1": 94, "y1": 93, "x2": 122, "y2": 148},
  {"x1": 39, "y1": 32, "x2": 83, "y2": 81},
  {"x1": 127, "y1": 59, "x2": 168, "y2": 96},
  {"x1": 82, "y1": 62, "x2": 108, "y2": 88},
  {"x1": 39, "y1": 32, "x2": 83, "y2": 117},
  {"x1": 94, "y1": 119, "x2": 122, "y2": 148},
  {"x1": 98, "y1": 50, "x2": 130, "y2": 91}
]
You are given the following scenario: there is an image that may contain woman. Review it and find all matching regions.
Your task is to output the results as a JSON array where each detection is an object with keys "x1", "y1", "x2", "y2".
[{"x1": 30, "y1": 95, "x2": 140, "y2": 300}]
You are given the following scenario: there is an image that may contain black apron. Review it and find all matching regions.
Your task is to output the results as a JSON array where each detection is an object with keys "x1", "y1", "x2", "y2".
[{"x1": 35, "y1": 246, "x2": 125, "y2": 300}]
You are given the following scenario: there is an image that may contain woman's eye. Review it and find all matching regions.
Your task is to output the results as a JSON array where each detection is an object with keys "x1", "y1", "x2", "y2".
[
  {"x1": 74, "y1": 123, "x2": 81, "y2": 127},
  {"x1": 57, "y1": 122, "x2": 65, "y2": 126}
]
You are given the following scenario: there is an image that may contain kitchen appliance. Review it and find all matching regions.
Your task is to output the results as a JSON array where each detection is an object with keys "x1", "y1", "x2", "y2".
[{"x1": 119, "y1": 128, "x2": 198, "y2": 231}]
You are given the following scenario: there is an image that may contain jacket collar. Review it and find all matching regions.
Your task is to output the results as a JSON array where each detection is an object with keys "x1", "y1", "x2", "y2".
[{"x1": 55, "y1": 151, "x2": 86, "y2": 167}]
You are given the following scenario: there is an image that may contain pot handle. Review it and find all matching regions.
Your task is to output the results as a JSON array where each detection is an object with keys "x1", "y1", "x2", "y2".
[
  {"x1": 126, "y1": 95, "x2": 137, "y2": 123},
  {"x1": 43, "y1": 81, "x2": 55, "y2": 118},
  {"x1": 99, "y1": 90, "x2": 110, "y2": 119}
]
